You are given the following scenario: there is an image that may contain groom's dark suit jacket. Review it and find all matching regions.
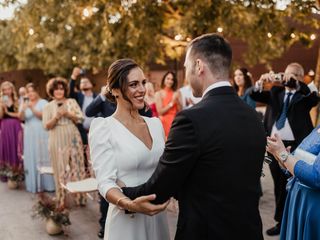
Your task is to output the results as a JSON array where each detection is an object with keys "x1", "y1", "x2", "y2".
[{"x1": 123, "y1": 86, "x2": 266, "y2": 240}]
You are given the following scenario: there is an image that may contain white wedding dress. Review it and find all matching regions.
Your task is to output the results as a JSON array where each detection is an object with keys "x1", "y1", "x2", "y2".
[{"x1": 89, "y1": 116, "x2": 170, "y2": 240}]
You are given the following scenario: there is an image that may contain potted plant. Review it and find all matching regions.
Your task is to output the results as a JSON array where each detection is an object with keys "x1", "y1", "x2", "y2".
[
  {"x1": 6, "y1": 167, "x2": 24, "y2": 189},
  {"x1": 0, "y1": 167, "x2": 7, "y2": 182},
  {"x1": 32, "y1": 193, "x2": 71, "y2": 235}
]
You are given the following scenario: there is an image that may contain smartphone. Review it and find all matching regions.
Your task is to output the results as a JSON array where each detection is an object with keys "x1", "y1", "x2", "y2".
[
  {"x1": 2, "y1": 95, "x2": 9, "y2": 103},
  {"x1": 23, "y1": 97, "x2": 29, "y2": 103}
]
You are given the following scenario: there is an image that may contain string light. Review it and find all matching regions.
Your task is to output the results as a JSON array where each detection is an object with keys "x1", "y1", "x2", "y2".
[
  {"x1": 82, "y1": 8, "x2": 90, "y2": 18},
  {"x1": 267, "y1": 32, "x2": 272, "y2": 38},
  {"x1": 36, "y1": 43, "x2": 44, "y2": 48},
  {"x1": 28, "y1": 28, "x2": 34, "y2": 35},
  {"x1": 72, "y1": 56, "x2": 77, "y2": 62},
  {"x1": 217, "y1": 27, "x2": 223, "y2": 33},
  {"x1": 290, "y1": 33, "x2": 296, "y2": 39},
  {"x1": 310, "y1": 34, "x2": 316, "y2": 40},
  {"x1": 174, "y1": 34, "x2": 182, "y2": 41}
]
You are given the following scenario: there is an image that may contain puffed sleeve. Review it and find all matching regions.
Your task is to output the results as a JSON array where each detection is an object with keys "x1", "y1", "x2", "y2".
[
  {"x1": 89, "y1": 117, "x2": 121, "y2": 200},
  {"x1": 294, "y1": 156, "x2": 320, "y2": 189},
  {"x1": 67, "y1": 98, "x2": 84, "y2": 124}
]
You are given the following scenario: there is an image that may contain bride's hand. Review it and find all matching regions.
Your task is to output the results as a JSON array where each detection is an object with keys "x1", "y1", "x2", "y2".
[{"x1": 116, "y1": 179, "x2": 126, "y2": 188}]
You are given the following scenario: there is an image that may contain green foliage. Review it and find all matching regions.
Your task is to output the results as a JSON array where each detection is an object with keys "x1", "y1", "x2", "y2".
[{"x1": 0, "y1": 0, "x2": 318, "y2": 76}]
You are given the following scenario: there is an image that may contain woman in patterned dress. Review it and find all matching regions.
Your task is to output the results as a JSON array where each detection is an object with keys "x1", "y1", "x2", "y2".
[{"x1": 43, "y1": 77, "x2": 87, "y2": 207}]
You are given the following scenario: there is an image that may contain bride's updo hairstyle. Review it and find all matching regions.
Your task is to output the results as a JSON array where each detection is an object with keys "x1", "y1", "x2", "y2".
[{"x1": 106, "y1": 58, "x2": 139, "y2": 103}]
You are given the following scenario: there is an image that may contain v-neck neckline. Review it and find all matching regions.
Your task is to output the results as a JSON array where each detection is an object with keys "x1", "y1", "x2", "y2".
[{"x1": 111, "y1": 116, "x2": 154, "y2": 151}]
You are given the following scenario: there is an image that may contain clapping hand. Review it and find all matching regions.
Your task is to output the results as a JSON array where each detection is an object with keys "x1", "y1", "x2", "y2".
[
  {"x1": 266, "y1": 134, "x2": 291, "y2": 167},
  {"x1": 56, "y1": 105, "x2": 68, "y2": 119},
  {"x1": 100, "y1": 86, "x2": 108, "y2": 96},
  {"x1": 128, "y1": 194, "x2": 169, "y2": 216},
  {"x1": 21, "y1": 101, "x2": 30, "y2": 112}
]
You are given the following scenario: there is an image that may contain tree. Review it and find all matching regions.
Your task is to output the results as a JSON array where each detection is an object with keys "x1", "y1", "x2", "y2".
[{"x1": 0, "y1": 0, "x2": 318, "y2": 76}]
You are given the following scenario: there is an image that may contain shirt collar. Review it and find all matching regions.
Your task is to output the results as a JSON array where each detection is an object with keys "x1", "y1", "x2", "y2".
[
  {"x1": 285, "y1": 89, "x2": 296, "y2": 95},
  {"x1": 202, "y1": 81, "x2": 232, "y2": 97}
]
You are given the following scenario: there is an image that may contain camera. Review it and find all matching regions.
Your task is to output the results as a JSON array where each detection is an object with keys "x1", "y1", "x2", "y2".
[
  {"x1": 273, "y1": 73, "x2": 298, "y2": 89},
  {"x1": 23, "y1": 97, "x2": 29, "y2": 103},
  {"x1": 273, "y1": 73, "x2": 284, "y2": 83},
  {"x1": 79, "y1": 68, "x2": 87, "y2": 76}
]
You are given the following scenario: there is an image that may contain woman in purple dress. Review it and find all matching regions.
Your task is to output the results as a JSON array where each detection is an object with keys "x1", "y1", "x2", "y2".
[{"x1": 0, "y1": 81, "x2": 23, "y2": 182}]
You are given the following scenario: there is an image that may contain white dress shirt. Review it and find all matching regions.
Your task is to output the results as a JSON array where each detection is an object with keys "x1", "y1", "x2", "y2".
[
  {"x1": 271, "y1": 89, "x2": 296, "y2": 141},
  {"x1": 202, "y1": 81, "x2": 232, "y2": 97}
]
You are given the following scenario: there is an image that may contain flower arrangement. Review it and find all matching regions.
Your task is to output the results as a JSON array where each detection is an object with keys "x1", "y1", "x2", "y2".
[
  {"x1": 0, "y1": 167, "x2": 7, "y2": 178},
  {"x1": 32, "y1": 193, "x2": 71, "y2": 227},
  {"x1": 6, "y1": 167, "x2": 25, "y2": 182}
]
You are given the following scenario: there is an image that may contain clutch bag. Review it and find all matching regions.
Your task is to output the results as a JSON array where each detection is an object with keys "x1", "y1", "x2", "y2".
[{"x1": 293, "y1": 148, "x2": 316, "y2": 165}]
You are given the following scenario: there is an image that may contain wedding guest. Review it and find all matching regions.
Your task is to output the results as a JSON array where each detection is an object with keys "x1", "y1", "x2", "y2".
[
  {"x1": 43, "y1": 77, "x2": 87, "y2": 207},
  {"x1": 267, "y1": 129, "x2": 320, "y2": 240},
  {"x1": 89, "y1": 59, "x2": 170, "y2": 240},
  {"x1": 145, "y1": 82, "x2": 158, "y2": 117},
  {"x1": 249, "y1": 63, "x2": 319, "y2": 236},
  {"x1": 232, "y1": 67, "x2": 256, "y2": 109},
  {"x1": 18, "y1": 86, "x2": 27, "y2": 107},
  {"x1": 0, "y1": 81, "x2": 23, "y2": 182},
  {"x1": 19, "y1": 83, "x2": 55, "y2": 193},
  {"x1": 69, "y1": 67, "x2": 97, "y2": 146},
  {"x1": 179, "y1": 79, "x2": 202, "y2": 109},
  {"x1": 155, "y1": 71, "x2": 181, "y2": 137}
]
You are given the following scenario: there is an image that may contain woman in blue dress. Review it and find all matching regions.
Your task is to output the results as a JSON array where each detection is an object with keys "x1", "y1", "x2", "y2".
[
  {"x1": 19, "y1": 83, "x2": 55, "y2": 193},
  {"x1": 267, "y1": 127, "x2": 320, "y2": 240}
]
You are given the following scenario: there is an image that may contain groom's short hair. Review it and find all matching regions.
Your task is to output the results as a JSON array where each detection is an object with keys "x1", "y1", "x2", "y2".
[{"x1": 188, "y1": 33, "x2": 232, "y2": 77}]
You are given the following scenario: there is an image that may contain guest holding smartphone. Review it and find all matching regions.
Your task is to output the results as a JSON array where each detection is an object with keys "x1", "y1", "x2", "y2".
[
  {"x1": 0, "y1": 81, "x2": 23, "y2": 182},
  {"x1": 19, "y1": 83, "x2": 55, "y2": 193},
  {"x1": 43, "y1": 77, "x2": 87, "y2": 207}
]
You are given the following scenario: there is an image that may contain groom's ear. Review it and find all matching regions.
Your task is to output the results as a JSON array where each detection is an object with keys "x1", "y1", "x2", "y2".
[{"x1": 195, "y1": 59, "x2": 205, "y2": 76}]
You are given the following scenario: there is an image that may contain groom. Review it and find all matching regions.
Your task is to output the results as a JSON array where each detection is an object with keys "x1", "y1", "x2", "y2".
[{"x1": 123, "y1": 33, "x2": 266, "y2": 240}]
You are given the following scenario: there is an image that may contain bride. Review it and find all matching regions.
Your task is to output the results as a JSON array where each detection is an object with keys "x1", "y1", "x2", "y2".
[{"x1": 89, "y1": 59, "x2": 170, "y2": 240}]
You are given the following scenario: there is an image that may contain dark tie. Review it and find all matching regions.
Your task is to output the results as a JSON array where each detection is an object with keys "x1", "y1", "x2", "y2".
[{"x1": 276, "y1": 92, "x2": 293, "y2": 130}]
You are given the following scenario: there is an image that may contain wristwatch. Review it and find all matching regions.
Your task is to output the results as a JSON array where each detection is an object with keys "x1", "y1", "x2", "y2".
[{"x1": 278, "y1": 151, "x2": 289, "y2": 163}]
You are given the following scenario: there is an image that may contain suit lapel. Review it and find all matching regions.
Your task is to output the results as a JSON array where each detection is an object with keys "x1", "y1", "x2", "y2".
[
  {"x1": 288, "y1": 91, "x2": 302, "y2": 110},
  {"x1": 277, "y1": 90, "x2": 285, "y2": 112}
]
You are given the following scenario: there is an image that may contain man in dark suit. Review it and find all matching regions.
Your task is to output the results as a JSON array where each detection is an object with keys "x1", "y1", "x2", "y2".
[
  {"x1": 69, "y1": 67, "x2": 98, "y2": 146},
  {"x1": 249, "y1": 63, "x2": 319, "y2": 236},
  {"x1": 118, "y1": 33, "x2": 266, "y2": 240}
]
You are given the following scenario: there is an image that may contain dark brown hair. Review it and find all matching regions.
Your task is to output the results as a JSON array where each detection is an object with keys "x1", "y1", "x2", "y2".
[
  {"x1": 232, "y1": 68, "x2": 253, "y2": 93},
  {"x1": 188, "y1": 33, "x2": 232, "y2": 77},
  {"x1": 160, "y1": 71, "x2": 178, "y2": 91},
  {"x1": 46, "y1": 77, "x2": 69, "y2": 99},
  {"x1": 106, "y1": 59, "x2": 139, "y2": 103}
]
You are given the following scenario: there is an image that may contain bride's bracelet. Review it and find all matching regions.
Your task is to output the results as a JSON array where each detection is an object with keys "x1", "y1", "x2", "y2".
[{"x1": 116, "y1": 196, "x2": 130, "y2": 210}]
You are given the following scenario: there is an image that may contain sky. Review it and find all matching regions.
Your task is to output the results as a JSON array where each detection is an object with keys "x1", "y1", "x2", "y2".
[{"x1": 0, "y1": 0, "x2": 27, "y2": 20}]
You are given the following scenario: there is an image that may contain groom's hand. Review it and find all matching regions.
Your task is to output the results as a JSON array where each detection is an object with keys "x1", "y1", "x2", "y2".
[{"x1": 128, "y1": 194, "x2": 169, "y2": 216}]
